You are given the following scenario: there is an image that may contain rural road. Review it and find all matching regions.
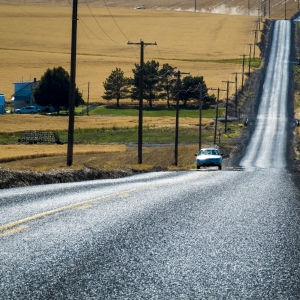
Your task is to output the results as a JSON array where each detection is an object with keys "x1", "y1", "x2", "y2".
[{"x1": 1, "y1": 20, "x2": 300, "y2": 299}]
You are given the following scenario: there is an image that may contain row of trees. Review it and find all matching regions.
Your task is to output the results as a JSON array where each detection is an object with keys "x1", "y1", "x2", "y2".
[
  {"x1": 32, "y1": 61, "x2": 214, "y2": 112},
  {"x1": 103, "y1": 61, "x2": 215, "y2": 108}
]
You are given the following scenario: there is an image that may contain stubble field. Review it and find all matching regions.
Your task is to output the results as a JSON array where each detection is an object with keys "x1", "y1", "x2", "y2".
[
  {"x1": 0, "y1": 3, "x2": 257, "y2": 170},
  {"x1": 0, "y1": 4, "x2": 259, "y2": 101}
]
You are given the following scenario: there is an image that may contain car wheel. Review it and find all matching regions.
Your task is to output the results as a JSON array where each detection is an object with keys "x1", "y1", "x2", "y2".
[
  {"x1": 218, "y1": 165, "x2": 222, "y2": 170},
  {"x1": 197, "y1": 165, "x2": 200, "y2": 170}
]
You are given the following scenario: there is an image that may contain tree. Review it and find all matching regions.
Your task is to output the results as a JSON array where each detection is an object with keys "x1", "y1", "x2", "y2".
[
  {"x1": 132, "y1": 60, "x2": 160, "y2": 108},
  {"x1": 34, "y1": 66, "x2": 83, "y2": 114},
  {"x1": 181, "y1": 76, "x2": 215, "y2": 107},
  {"x1": 102, "y1": 68, "x2": 130, "y2": 107},
  {"x1": 158, "y1": 64, "x2": 177, "y2": 108}
]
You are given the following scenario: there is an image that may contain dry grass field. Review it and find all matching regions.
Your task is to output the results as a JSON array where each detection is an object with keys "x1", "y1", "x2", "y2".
[
  {"x1": 0, "y1": 144, "x2": 200, "y2": 171},
  {"x1": 0, "y1": 144, "x2": 126, "y2": 163},
  {"x1": 0, "y1": 114, "x2": 213, "y2": 132},
  {"x1": 0, "y1": 4, "x2": 259, "y2": 102},
  {"x1": 0, "y1": 114, "x2": 213, "y2": 169},
  {"x1": 0, "y1": 0, "x2": 298, "y2": 19},
  {"x1": 0, "y1": 2, "x2": 265, "y2": 171}
]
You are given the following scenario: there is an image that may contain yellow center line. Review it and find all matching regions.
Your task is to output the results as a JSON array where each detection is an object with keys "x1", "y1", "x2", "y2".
[
  {"x1": 0, "y1": 225, "x2": 28, "y2": 237},
  {"x1": 0, "y1": 174, "x2": 202, "y2": 235},
  {"x1": 0, "y1": 189, "x2": 136, "y2": 233}
]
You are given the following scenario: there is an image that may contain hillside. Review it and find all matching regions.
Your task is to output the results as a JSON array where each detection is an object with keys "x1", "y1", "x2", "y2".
[
  {"x1": 0, "y1": 0, "x2": 298, "y2": 18},
  {"x1": 0, "y1": 4, "x2": 258, "y2": 102}
]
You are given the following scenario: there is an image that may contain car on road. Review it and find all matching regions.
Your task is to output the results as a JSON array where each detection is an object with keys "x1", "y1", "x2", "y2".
[
  {"x1": 15, "y1": 106, "x2": 40, "y2": 114},
  {"x1": 195, "y1": 148, "x2": 222, "y2": 170}
]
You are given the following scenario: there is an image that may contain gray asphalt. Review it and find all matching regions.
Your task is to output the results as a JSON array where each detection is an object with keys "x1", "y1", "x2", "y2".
[
  {"x1": 1, "y1": 20, "x2": 300, "y2": 299},
  {"x1": 240, "y1": 20, "x2": 290, "y2": 169}
]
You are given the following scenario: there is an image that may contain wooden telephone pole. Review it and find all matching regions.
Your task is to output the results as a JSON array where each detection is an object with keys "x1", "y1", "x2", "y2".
[
  {"x1": 248, "y1": 44, "x2": 252, "y2": 76},
  {"x1": 240, "y1": 54, "x2": 246, "y2": 92},
  {"x1": 67, "y1": 0, "x2": 78, "y2": 166},
  {"x1": 87, "y1": 82, "x2": 90, "y2": 116},
  {"x1": 252, "y1": 29, "x2": 259, "y2": 60},
  {"x1": 222, "y1": 80, "x2": 234, "y2": 132},
  {"x1": 174, "y1": 70, "x2": 189, "y2": 166},
  {"x1": 128, "y1": 40, "x2": 157, "y2": 164},
  {"x1": 232, "y1": 72, "x2": 241, "y2": 117},
  {"x1": 209, "y1": 87, "x2": 226, "y2": 145},
  {"x1": 198, "y1": 86, "x2": 202, "y2": 151},
  {"x1": 284, "y1": 0, "x2": 287, "y2": 19}
]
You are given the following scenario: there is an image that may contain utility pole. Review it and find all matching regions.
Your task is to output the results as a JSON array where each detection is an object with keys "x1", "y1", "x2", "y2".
[
  {"x1": 198, "y1": 86, "x2": 202, "y2": 151},
  {"x1": 252, "y1": 29, "x2": 259, "y2": 60},
  {"x1": 263, "y1": 0, "x2": 267, "y2": 16},
  {"x1": 248, "y1": 44, "x2": 252, "y2": 75},
  {"x1": 128, "y1": 39, "x2": 157, "y2": 164},
  {"x1": 174, "y1": 70, "x2": 189, "y2": 166},
  {"x1": 232, "y1": 72, "x2": 239, "y2": 117},
  {"x1": 194, "y1": 0, "x2": 197, "y2": 12},
  {"x1": 67, "y1": 0, "x2": 78, "y2": 167},
  {"x1": 222, "y1": 80, "x2": 234, "y2": 132},
  {"x1": 284, "y1": 0, "x2": 286, "y2": 20},
  {"x1": 240, "y1": 54, "x2": 246, "y2": 91},
  {"x1": 87, "y1": 81, "x2": 90, "y2": 116},
  {"x1": 268, "y1": 0, "x2": 271, "y2": 18},
  {"x1": 248, "y1": 0, "x2": 250, "y2": 15},
  {"x1": 209, "y1": 87, "x2": 226, "y2": 145},
  {"x1": 257, "y1": 9, "x2": 261, "y2": 30}
]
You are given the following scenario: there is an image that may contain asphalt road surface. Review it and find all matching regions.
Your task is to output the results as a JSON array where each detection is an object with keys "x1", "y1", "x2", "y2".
[
  {"x1": 240, "y1": 20, "x2": 290, "y2": 169},
  {"x1": 1, "y1": 20, "x2": 300, "y2": 299}
]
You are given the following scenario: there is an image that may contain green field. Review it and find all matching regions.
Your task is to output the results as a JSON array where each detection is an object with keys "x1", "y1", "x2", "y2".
[
  {"x1": 0, "y1": 122, "x2": 243, "y2": 145},
  {"x1": 89, "y1": 106, "x2": 225, "y2": 118}
]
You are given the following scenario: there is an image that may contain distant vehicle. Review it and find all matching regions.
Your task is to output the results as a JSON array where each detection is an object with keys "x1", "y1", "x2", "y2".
[
  {"x1": 195, "y1": 148, "x2": 222, "y2": 170},
  {"x1": 134, "y1": 5, "x2": 145, "y2": 9},
  {"x1": 39, "y1": 105, "x2": 56, "y2": 113},
  {"x1": 15, "y1": 106, "x2": 40, "y2": 114}
]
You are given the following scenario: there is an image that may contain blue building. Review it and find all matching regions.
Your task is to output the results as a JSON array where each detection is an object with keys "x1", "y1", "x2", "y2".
[
  {"x1": 0, "y1": 93, "x2": 5, "y2": 114},
  {"x1": 13, "y1": 78, "x2": 39, "y2": 110}
]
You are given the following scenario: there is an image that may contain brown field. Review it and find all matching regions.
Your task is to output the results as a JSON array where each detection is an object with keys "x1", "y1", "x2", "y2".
[
  {"x1": 0, "y1": 144, "x2": 200, "y2": 171},
  {"x1": 0, "y1": 4, "x2": 259, "y2": 102},
  {"x1": 0, "y1": 3, "x2": 265, "y2": 172},
  {"x1": 0, "y1": 114, "x2": 213, "y2": 133},
  {"x1": 0, "y1": 144, "x2": 126, "y2": 162}
]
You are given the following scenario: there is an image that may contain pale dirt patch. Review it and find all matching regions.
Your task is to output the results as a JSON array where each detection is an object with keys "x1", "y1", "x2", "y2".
[
  {"x1": 0, "y1": 4, "x2": 259, "y2": 101},
  {"x1": 0, "y1": 114, "x2": 213, "y2": 133}
]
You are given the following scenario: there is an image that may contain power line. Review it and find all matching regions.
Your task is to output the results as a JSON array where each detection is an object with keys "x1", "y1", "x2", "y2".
[
  {"x1": 84, "y1": 0, "x2": 119, "y2": 44},
  {"x1": 102, "y1": 0, "x2": 130, "y2": 41},
  {"x1": 78, "y1": 17, "x2": 105, "y2": 42},
  {"x1": 174, "y1": 70, "x2": 190, "y2": 166}
]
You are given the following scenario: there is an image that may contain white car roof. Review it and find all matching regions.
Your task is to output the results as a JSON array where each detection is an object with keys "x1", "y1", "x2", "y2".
[{"x1": 200, "y1": 148, "x2": 219, "y2": 151}]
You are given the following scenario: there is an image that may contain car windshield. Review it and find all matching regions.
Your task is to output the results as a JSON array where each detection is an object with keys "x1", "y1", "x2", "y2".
[{"x1": 200, "y1": 149, "x2": 219, "y2": 156}]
